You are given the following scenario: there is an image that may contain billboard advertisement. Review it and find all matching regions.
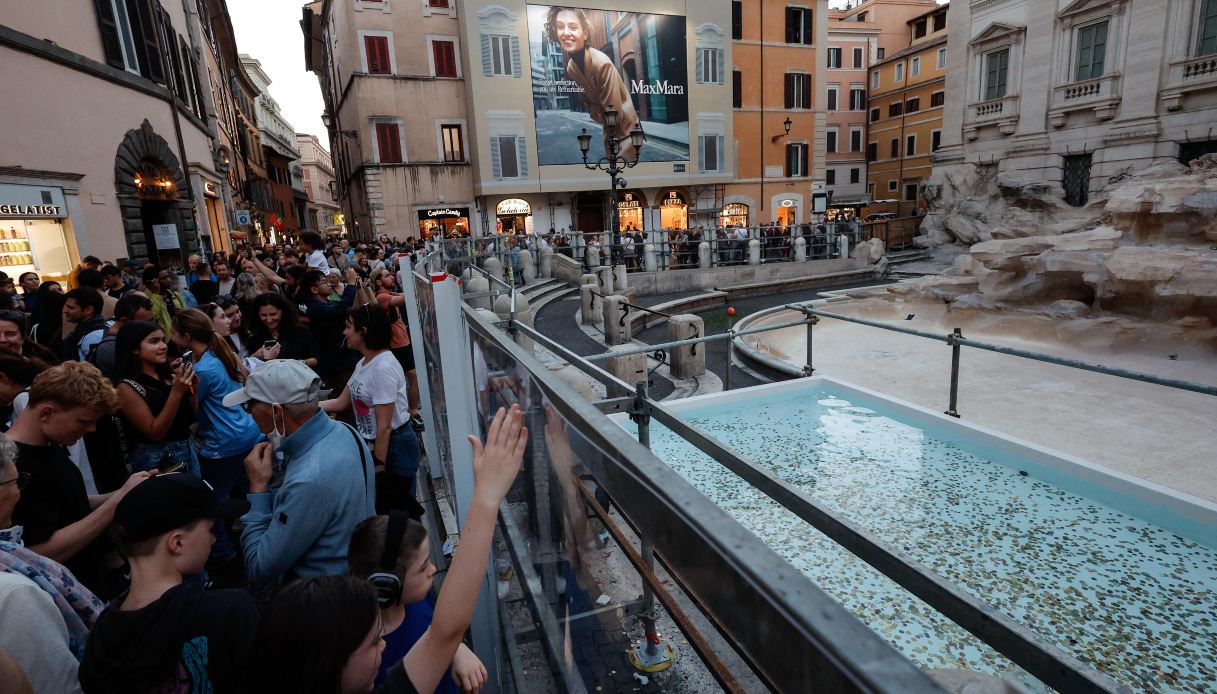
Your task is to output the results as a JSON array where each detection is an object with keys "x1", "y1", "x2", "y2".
[{"x1": 527, "y1": 5, "x2": 688, "y2": 166}]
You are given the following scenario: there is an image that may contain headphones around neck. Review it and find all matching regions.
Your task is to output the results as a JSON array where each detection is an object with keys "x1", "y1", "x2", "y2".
[{"x1": 367, "y1": 510, "x2": 409, "y2": 608}]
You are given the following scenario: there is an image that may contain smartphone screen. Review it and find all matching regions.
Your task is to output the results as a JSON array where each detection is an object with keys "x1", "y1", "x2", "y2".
[{"x1": 158, "y1": 459, "x2": 185, "y2": 474}]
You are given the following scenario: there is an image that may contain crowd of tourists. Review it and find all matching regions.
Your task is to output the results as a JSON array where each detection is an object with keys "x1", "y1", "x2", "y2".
[
  {"x1": 438, "y1": 220, "x2": 866, "y2": 280},
  {"x1": 0, "y1": 230, "x2": 524, "y2": 693}
]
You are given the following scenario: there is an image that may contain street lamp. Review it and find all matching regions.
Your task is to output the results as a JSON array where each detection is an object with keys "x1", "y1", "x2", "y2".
[
  {"x1": 771, "y1": 116, "x2": 795, "y2": 143},
  {"x1": 578, "y1": 106, "x2": 645, "y2": 262}
]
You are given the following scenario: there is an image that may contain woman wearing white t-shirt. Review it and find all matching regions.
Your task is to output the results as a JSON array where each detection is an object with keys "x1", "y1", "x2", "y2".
[{"x1": 320, "y1": 304, "x2": 420, "y2": 513}]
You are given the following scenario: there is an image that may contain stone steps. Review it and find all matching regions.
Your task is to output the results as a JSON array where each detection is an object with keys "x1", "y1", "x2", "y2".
[
  {"x1": 530, "y1": 285, "x2": 579, "y2": 315},
  {"x1": 520, "y1": 277, "x2": 563, "y2": 296}
]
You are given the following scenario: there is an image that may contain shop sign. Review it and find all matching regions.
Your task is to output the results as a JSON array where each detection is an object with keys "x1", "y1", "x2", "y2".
[
  {"x1": 153, "y1": 223, "x2": 180, "y2": 249},
  {"x1": 0, "y1": 204, "x2": 63, "y2": 217},
  {"x1": 417, "y1": 207, "x2": 469, "y2": 220},
  {"x1": 0, "y1": 183, "x2": 67, "y2": 219},
  {"x1": 659, "y1": 190, "x2": 687, "y2": 207},
  {"x1": 496, "y1": 198, "x2": 531, "y2": 216},
  {"x1": 617, "y1": 192, "x2": 642, "y2": 209}
]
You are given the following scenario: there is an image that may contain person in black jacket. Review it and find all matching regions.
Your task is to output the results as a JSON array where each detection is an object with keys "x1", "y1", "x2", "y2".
[
  {"x1": 61, "y1": 288, "x2": 108, "y2": 362},
  {"x1": 249, "y1": 293, "x2": 319, "y2": 371},
  {"x1": 294, "y1": 268, "x2": 359, "y2": 380}
]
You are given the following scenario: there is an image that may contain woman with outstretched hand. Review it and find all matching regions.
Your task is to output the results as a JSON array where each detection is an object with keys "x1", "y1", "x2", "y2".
[{"x1": 244, "y1": 405, "x2": 527, "y2": 693}]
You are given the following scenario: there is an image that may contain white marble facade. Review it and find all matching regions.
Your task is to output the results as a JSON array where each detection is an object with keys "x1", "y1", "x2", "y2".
[{"x1": 934, "y1": 0, "x2": 1217, "y2": 204}]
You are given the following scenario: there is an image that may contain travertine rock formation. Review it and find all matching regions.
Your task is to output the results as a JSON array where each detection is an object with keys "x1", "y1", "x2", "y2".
[{"x1": 896, "y1": 155, "x2": 1217, "y2": 331}]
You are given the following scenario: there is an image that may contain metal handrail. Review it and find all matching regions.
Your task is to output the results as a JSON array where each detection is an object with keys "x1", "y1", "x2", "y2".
[
  {"x1": 795, "y1": 305, "x2": 1217, "y2": 398},
  {"x1": 510, "y1": 312, "x2": 1153, "y2": 692},
  {"x1": 467, "y1": 309, "x2": 942, "y2": 692},
  {"x1": 466, "y1": 261, "x2": 514, "y2": 292},
  {"x1": 579, "y1": 316, "x2": 815, "y2": 363},
  {"x1": 587, "y1": 290, "x2": 674, "y2": 325}
]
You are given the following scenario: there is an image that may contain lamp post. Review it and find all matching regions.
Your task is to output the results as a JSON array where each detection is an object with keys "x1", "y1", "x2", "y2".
[{"x1": 577, "y1": 106, "x2": 645, "y2": 266}]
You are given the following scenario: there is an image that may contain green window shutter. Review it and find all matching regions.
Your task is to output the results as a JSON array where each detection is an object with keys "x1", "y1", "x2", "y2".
[
  {"x1": 1076, "y1": 22, "x2": 1107, "y2": 81},
  {"x1": 516, "y1": 137, "x2": 529, "y2": 177},
  {"x1": 510, "y1": 36, "x2": 522, "y2": 78},
  {"x1": 1200, "y1": 0, "x2": 1217, "y2": 56}
]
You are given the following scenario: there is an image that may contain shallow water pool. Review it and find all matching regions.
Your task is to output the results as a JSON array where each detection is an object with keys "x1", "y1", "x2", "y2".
[{"x1": 634, "y1": 383, "x2": 1217, "y2": 692}]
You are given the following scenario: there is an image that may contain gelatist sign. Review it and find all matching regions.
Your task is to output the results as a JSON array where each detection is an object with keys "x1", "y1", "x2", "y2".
[
  {"x1": 0, "y1": 183, "x2": 68, "y2": 219},
  {"x1": 0, "y1": 204, "x2": 63, "y2": 218}
]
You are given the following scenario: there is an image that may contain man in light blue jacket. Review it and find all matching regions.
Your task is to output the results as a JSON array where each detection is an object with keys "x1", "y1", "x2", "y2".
[{"x1": 223, "y1": 360, "x2": 376, "y2": 583}]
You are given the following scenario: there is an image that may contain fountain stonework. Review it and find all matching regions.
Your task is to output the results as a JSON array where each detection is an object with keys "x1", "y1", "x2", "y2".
[{"x1": 890, "y1": 154, "x2": 1217, "y2": 343}]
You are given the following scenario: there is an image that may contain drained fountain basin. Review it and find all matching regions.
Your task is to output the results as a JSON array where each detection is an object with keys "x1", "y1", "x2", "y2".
[{"x1": 616, "y1": 377, "x2": 1217, "y2": 692}]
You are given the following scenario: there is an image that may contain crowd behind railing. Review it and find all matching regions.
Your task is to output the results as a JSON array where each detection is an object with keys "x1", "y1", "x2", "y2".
[
  {"x1": 428, "y1": 217, "x2": 919, "y2": 278},
  {"x1": 0, "y1": 229, "x2": 517, "y2": 693}
]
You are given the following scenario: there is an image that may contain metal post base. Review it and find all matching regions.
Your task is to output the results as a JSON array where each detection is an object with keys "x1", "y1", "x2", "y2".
[{"x1": 628, "y1": 639, "x2": 676, "y2": 674}]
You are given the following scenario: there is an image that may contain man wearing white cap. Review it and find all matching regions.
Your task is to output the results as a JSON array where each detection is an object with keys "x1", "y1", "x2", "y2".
[{"x1": 223, "y1": 360, "x2": 376, "y2": 583}]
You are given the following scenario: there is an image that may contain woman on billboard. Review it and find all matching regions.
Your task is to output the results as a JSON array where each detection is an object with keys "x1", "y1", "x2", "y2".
[{"x1": 546, "y1": 6, "x2": 642, "y2": 161}]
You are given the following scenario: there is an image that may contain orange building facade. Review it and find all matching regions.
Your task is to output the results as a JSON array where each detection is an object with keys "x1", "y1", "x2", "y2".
[
  {"x1": 726, "y1": 0, "x2": 828, "y2": 228},
  {"x1": 825, "y1": 17, "x2": 880, "y2": 212},
  {"x1": 865, "y1": 3, "x2": 949, "y2": 216}
]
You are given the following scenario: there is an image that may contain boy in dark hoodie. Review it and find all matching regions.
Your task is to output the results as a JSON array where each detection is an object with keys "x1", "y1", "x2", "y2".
[{"x1": 79, "y1": 474, "x2": 259, "y2": 693}]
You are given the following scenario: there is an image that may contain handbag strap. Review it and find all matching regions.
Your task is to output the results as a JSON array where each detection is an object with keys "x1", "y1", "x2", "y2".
[{"x1": 339, "y1": 421, "x2": 370, "y2": 505}]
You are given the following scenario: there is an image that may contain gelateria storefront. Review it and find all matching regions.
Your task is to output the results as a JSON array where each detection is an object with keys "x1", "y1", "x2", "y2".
[{"x1": 0, "y1": 183, "x2": 75, "y2": 281}]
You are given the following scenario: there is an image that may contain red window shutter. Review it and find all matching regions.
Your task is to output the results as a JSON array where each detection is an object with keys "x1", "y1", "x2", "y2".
[
  {"x1": 365, "y1": 36, "x2": 389, "y2": 74},
  {"x1": 433, "y1": 41, "x2": 456, "y2": 78},
  {"x1": 376, "y1": 123, "x2": 401, "y2": 163}
]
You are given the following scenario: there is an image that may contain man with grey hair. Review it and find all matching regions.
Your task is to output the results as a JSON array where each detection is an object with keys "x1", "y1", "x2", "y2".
[{"x1": 223, "y1": 360, "x2": 375, "y2": 583}]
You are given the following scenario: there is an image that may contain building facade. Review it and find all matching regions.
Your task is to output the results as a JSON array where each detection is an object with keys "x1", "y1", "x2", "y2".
[
  {"x1": 243, "y1": 55, "x2": 305, "y2": 240},
  {"x1": 306, "y1": 0, "x2": 733, "y2": 239},
  {"x1": 456, "y1": 1, "x2": 732, "y2": 237},
  {"x1": 833, "y1": 0, "x2": 942, "y2": 58},
  {"x1": 728, "y1": 0, "x2": 828, "y2": 228},
  {"x1": 1, "y1": 0, "x2": 226, "y2": 273},
  {"x1": 825, "y1": 14, "x2": 880, "y2": 212},
  {"x1": 935, "y1": 0, "x2": 1217, "y2": 207},
  {"x1": 304, "y1": 0, "x2": 474, "y2": 241},
  {"x1": 297, "y1": 133, "x2": 344, "y2": 235},
  {"x1": 866, "y1": 3, "x2": 948, "y2": 216}
]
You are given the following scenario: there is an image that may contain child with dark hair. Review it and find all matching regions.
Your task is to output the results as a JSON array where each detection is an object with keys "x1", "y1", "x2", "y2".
[
  {"x1": 114, "y1": 321, "x2": 199, "y2": 477},
  {"x1": 91, "y1": 293, "x2": 155, "y2": 380},
  {"x1": 29, "y1": 282, "x2": 66, "y2": 356},
  {"x1": 322, "y1": 305, "x2": 420, "y2": 513},
  {"x1": 347, "y1": 513, "x2": 485, "y2": 691},
  {"x1": 0, "y1": 352, "x2": 49, "y2": 432},
  {"x1": 249, "y1": 292, "x2": 319, "y2": 369},
  {"x1": 246, "y1": 406, "x2": 525, "y2": 694}
]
